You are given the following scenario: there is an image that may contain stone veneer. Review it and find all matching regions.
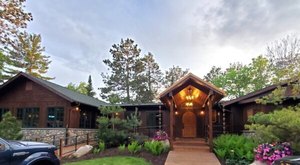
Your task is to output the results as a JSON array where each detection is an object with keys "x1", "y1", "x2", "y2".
[{"x1": 21, "y1": 128, "x2": 97, "y2": 146}]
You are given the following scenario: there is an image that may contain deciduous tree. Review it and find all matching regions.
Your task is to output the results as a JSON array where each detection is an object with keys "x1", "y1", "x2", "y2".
[{"x1": 67, "y1": 82, "x2": 88, "y2": 95}]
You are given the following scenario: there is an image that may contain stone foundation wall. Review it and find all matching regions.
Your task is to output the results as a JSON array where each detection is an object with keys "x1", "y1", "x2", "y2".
[
  {"x1": 67, "y1": 128, "x2": 98, "y2": 145},
  {"x1": 21, "y1": 128, "x2": 98, "y2": 146}
]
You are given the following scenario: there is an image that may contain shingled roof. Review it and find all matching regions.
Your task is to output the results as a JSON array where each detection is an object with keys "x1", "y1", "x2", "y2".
[{"x1": 0, "y1": 72, "x2": 108, "y2": 107}]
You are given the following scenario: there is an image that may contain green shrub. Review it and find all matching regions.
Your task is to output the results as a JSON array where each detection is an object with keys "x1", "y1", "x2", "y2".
[
  {"x1": 118, "y1": 144, "x2": 126, "y2": 152},
  {"x1": 0, "y1": 112, "x2": 23, "y2": 140},
  {"x1": 127, "y1": 141, "x2": 142, "y2": 154},
  {"x1": 97, "y1": 129, "x2": 128, "y2": 148},
  {"x1": 225, "y1": 159, "x2": 249, "y2": 165},
  {"x1": 129, "y1": 134, "x2": 149, "y2": 144},
  {"x1": 213, "y1": 134, "x2": 256, "y2": 164},
  {"x1": 144, "y1": 141, "x2": 165, "y2": 156},
  {"x1": 93, "y1": 141, "x2": 105, "y2": 154},
  {"x1": 246, "y1": 106, "x2": 300, "y2": 153}
]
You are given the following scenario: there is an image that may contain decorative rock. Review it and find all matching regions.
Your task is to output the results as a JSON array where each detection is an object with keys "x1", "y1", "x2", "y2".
[{"x1": 72, "y1": 145, "x2": 93, "y2": 158}]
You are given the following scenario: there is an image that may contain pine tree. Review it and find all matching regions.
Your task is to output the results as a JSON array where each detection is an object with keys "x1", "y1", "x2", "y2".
[
  {"x1": 86, "y1": 75, "x2": 96, "y2": 97},
  {"x1": 164, "y1": 66, "x2": 189, "y2": 88},
  {"x1": 0, "y1": 0, "x2": 33, "y2": 45},
  {"x1": 0, "y1": 51, "x2": 10, "y2": 84},
  {"x1": 100, "y1": 38, "x2": 143, "y2": 103},
  {"x1": 135, "y1": 52, "x2": 163, "y2": 102},
  {"x1": 6, "y1": 32, "x2": 53, "y2": 80},
  {"x1": 0, "y1": 111, "x2": 23, "y2": 140}
]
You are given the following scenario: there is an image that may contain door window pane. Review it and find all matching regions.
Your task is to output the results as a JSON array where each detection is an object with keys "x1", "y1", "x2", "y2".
[{"x1": 47, "y1": 107, "x2": 64, "y2": 128}]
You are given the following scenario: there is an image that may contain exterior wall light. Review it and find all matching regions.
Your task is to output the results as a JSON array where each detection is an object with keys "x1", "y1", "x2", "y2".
[{"x1": 200, "y1": 110, "x2": 205, "y2": 115}]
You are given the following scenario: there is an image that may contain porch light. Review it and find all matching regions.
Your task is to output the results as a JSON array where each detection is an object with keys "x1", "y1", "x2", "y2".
[
  {"x1": 186, "y1": 87, "x2": 194, "y2": 101},
  {"x1": 186, "y1": 95, "x2": 194, "y2": 101},
  {"x1": 175, "y1": 111, "x2": 179, "y2": 115},
  {"x1": 115, "y1": 112, "x2": 119, "y2": 116},
  {"x1": 75, "y1": 107, "x2": 80, "y2": 111},
  {"x1": 200, "y1": 110, "x2": 205, "y2": 115},
  {"x1": 185, "y1": 102, "x2": 193, "y2": 107}
]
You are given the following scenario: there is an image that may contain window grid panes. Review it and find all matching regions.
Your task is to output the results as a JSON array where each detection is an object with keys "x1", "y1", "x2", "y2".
[
  {"x1": 80, "y1": 110, "x2": 92, "y2": 128},
  {"x1": 17, "y1": 108, "x2": 39, "y2": 128},
  {"x1": 47, "y1": 107, "x2": 64, "y2": 128}
]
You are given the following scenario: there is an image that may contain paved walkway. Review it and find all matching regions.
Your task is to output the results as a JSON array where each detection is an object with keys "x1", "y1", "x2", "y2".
[{"x1": 165, "y1": 139, "x2": 220, "y2": 165}]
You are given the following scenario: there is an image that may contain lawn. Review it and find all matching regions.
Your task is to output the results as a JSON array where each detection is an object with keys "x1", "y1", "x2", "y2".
[{"x1": 64, "y1": 156, "x2": 151, "y2": 165}]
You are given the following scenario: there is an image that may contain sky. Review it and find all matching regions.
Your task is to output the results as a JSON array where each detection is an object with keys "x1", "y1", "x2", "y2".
[{"x1": 25, "y1": 0, "x2": 300, "y2": 97}]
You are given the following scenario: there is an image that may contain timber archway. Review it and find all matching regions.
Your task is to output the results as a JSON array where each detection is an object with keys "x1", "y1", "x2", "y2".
[{"x1": 159, "y1": 73, "x2": 225, "y2": 151}]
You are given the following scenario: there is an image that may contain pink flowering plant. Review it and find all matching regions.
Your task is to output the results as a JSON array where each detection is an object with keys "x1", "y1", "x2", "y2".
[
  {"x1": 254, "y1": 142, "x2": 292, "y2": 165},
  {"x1": 153, "y1": 130, "x2": 168, "y2": 141}
]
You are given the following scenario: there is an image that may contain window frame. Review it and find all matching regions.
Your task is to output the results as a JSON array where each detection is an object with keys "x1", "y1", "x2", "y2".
[
  {"x1": 47, "y1": 107, "x2": 64, "y2": 128},
  {"x1": 16, "y1": 107, "x2": 40, "y2": 128}
]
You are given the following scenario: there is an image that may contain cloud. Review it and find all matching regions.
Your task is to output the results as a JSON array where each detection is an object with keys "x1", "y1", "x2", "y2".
[{"x1": 25, "y1": 0, "x2": 300, "y2": 92}]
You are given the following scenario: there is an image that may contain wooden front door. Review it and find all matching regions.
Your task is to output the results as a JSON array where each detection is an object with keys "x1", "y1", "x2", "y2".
[{"x1": 182, "y1": 111, "x2": 196, "y2": 137}]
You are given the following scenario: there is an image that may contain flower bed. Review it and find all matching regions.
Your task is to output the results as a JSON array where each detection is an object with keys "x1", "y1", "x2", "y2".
[{"x1": 254, "y1": 142, "x2": 292, "y2": 165}]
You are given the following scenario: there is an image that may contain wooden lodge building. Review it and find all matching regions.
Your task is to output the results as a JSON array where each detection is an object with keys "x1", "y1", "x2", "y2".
[{"x1": 0, "y1": 72, "x2": 299, "y2": 149}]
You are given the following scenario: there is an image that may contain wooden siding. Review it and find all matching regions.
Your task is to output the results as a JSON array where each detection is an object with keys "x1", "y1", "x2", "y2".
[{"x1": 0, "y1": 78, "x2": 72, "y2": 128}]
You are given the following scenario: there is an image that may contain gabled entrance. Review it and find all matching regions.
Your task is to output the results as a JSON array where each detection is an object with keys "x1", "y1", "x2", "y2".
[{"x1": 159, "y1": 73, "x2": 225, "y2": 151}]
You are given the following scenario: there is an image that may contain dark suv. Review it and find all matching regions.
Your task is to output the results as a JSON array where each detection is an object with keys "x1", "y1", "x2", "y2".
[{"x1": 0, "y1": 138, "x2": 60, "y2": 165}]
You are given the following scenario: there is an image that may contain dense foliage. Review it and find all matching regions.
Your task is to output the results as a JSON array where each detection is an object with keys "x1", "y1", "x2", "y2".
[
  {"x1": 66, "y1": 75, "x2": 96, "y2": 97},
  {"x1": 6, "y1": 32, "x2": 53, "y2": 80},
  {"x1": 118, "y1": 144, "x2": 126, "y2": 152},
  {"x1": 93, "y1": 141, "x2": 105, "y2": 154},
  {"x1": 204, "y1": 56, "x2": 271, "y2": 99},
  {"x1": 213, "y1": 134, "x2": 256, "y2": 165},
  {"x1": 127, "y1": 141, "x2": 142, "y2": 154},
  {"x1": 0, "y1": 1, "x2": 53, "y2": 82},
  {"x1": 100, "y1": 38, "x2": 188, "y2": 103},
  {"x1": 0, "y1": 0, "x2": 32, "y2": 45},
  {"x1": 254, "y1": 142, "x2": 292, "y2": 165},
  {"x1": 246, "y1": 106, "x2": 300, "y2": 153},
  {"x1": 163, "y1": 65, "x2": 188, "y2": 88},
  {"x1": 0, "y1": 112, "x2": 23, "y2": 140},
  {"x1": 144, "y1": 141, "x2": 165, "y2": 156},
  {"x1": 96, "y1": 96, "x2": 142, "y2": 147}
]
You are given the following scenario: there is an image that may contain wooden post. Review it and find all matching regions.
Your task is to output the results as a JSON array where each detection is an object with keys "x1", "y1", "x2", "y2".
[
  {"x1": 59, "y1": 138, "x2": 63, "y2": 158},
  {"x1": 86, "y1": 133, "x2": 89, "y2": 145},
  {"x1": 169, "y1": 97, "x2": 174, "y2": 150},
  {"x1": 208, "y1": 96, "x2": 213, "y2": 152},
  {"x1": 75, "y1": 136, "x2": 78, "y2": 151}
]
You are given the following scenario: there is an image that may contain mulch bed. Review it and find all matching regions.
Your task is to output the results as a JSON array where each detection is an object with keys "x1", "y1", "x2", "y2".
[{"x1": 61, "y1": 148, "x2": 169, "y2": 165}]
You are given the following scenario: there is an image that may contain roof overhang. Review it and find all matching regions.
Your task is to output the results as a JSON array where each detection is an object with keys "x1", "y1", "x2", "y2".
[{"x1": 159, "y1": 73, "x2": 226, "y2": 104}]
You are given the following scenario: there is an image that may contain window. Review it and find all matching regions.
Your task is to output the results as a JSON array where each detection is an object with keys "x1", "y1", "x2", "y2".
[
  {"x1": 17, "y1": 108, "x2": 39, "y2": 128},
  {"x1": 80, "y1": 110, "x2": 92, "y2": 128},
  {"x1": 47, "y1": 107, "x2": 64, "y2": 128},
  {"x1": 0, "y1": 108, "x2": 9, "y2": 121},
  {"x1": 146, "y1": 112, "x2": 162, "y2": 129}
]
